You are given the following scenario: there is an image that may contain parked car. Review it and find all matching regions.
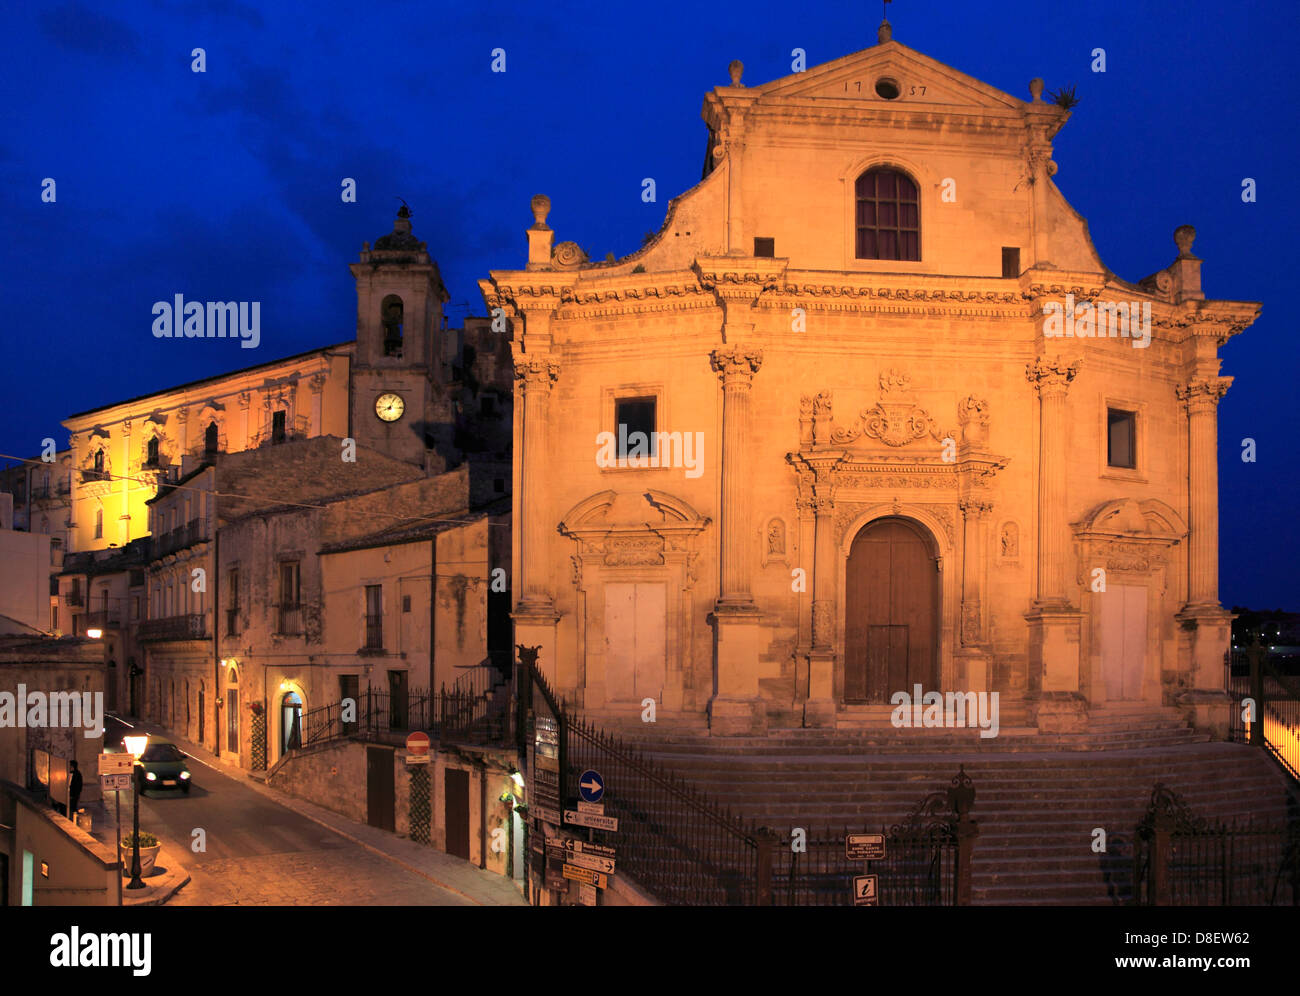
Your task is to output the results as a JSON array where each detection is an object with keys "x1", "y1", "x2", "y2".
[{"x1": 130, "y1": 737, "x2": 192, "y2": 794}]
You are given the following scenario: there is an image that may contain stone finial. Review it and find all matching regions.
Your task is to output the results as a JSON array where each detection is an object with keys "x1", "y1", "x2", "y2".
[
  {"x1": 1175, "y1": 224, "x2": 1197, "y2": 257},
  {"x1": 728, "y1": 60, "x2": 744, "y2": 86},
  {"x1": 878, "y1": 20, "x2": 892, "y2": 44},
  {"x1": 1029, "y1": 78, "x2": 1044, "y2": 102},
  {"x1": 530, "y1": 194, "x2": 551, "y2": 229}
]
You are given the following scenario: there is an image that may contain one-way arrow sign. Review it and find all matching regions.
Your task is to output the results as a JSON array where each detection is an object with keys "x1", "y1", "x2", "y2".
[{"x1": 578, "y1": 769, "x2": 604, "y2": 803}]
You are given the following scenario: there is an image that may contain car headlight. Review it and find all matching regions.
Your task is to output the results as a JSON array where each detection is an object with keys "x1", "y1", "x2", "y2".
[
  {"x1": 145, "y1": 772, "x2": 157, "y2": 781},
  {"x1": 179, "y1": 771, "x2": 190, "y2": 779}
]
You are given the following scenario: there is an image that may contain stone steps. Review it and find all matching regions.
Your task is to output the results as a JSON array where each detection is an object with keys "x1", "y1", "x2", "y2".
[{"x1": 607, "y1": 738, "x2": 1296, "y2": 905}]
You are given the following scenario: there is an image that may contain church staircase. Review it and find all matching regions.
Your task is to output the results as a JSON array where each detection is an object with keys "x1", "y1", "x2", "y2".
[{"x1": 614, "y1": 729, "x2": 1296, "y2": 905}]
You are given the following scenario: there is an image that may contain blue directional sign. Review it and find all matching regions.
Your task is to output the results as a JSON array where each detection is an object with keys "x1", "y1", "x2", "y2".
[{"x1": 578, "y1": 769, "x2": 605, "y2": 803}]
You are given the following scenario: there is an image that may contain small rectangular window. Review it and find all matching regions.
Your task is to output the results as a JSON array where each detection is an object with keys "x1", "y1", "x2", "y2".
[
  {"x1": 272, "y1": 410, "x2": 287, "y2": 443},
  {"x1": 615, "y1": 397, "x2": 657, "y2": 459},
  {"x1": 1107, "y1": 409, "x2": 1136, "y2": 469},
  {"x1": 753, "y1": 237, "x2": 775, "y2": 258},
  {"x1": 402, "y1": 594, "x2": 411, "y2": 613},
  {"x1": 1002, "y1": 247, "x2": 1020, "y2": 279}
]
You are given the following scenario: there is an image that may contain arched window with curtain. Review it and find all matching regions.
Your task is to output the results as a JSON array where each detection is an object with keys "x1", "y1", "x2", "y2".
[
  {"x1": 204, "y1": 420, "x2": 219, "y2": 455},
  {"x1": 855, "y1": 167, "x2": 920, "y2": 261}
]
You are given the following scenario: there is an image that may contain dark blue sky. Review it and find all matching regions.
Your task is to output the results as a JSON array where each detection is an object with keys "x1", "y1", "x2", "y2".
[{"x1": 1, "y1": 0, "x2": 1296, "y2": 608}]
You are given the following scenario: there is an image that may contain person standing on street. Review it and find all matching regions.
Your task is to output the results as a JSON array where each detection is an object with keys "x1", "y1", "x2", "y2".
[{"x1": 67, "y1": 760, "x2": 83, "y2": 821}]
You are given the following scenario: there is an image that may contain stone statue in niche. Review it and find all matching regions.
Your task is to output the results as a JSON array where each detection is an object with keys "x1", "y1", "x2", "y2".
[
  {"x1": 767, "y1": 518, "x2": 786, "y2": 556},
  {"x1": 1000, "y1": 521, "x2": 1019, "y2": 558}
]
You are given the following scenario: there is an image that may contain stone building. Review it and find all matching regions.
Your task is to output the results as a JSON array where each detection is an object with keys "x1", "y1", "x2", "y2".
[
  {"x1": 480, "y1": 28, "x2": 1260, "y2": 735},
  {"x1": 45, "y1": 210, "x2": 512, "y2": 738}
]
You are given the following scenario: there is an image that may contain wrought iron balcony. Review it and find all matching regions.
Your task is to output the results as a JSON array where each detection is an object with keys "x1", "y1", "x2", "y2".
[
  {"x1": 81, "y1": 610, "x2": 121, "y2": 631},
  {"x1": 277, "y1": 604, "x2": 304, "y2": 636},
  {"x1": 363, "y1": 615, "x2": 384, "y2": 651},
  {"x1": 151, "y1": 518, "x2": 207, "y2": 559},
  {"x1": 65, "y1": 590, "x2": 84, "y2": 607},
  {"x1": 138, "y1": 613, "x2": 208, "y2": 642},
  {"x1": 80, "y1": 469, "x2": 110, "y2": 484}
]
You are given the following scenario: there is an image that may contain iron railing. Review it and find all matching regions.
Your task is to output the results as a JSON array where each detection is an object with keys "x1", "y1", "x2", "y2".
[
  {"x1": 277, "y1": 605, "x2": 303, "y2": 636},
  {"x1": 138, "y1": 613, "x2": 207, "y2": 642},
  {"x1": 298, "y1": 685, "x2": 509, "y2": 748},
  {"x1": 773, "y1": 769, "x2": 975, "y2": 906},
  {"x1": 1227, "y1": 642, "x2": 1300, "y2": 783},
  {"x1": 152, "y1": 518, "x2": 206, "y2": 559},
  {"x1": 364, "y1": 615, "x2": 384, "y2": 650},
  {"x1": 517, "y1": 646, "x2": 768, "y2": 905},
  {"x1": 1134, "y1": 783, "x2": 1300, "y2": 905}
]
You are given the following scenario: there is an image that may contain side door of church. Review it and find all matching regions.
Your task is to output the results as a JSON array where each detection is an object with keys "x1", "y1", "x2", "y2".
[
  {"x1": 1100, "y1": 584, "x2": 1146, "y2": 701},
  {"x1": 603, "y1": 582, "x2": 666, "y2": 704}
]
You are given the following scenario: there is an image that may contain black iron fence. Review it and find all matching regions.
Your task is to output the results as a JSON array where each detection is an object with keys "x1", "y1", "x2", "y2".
[
  {"x1": 772, "y1": 768, "x2": 976, "y2": 906},
  {"x1": 515, "y1": 645, "x2": 972, "y2": 905},
  {"x1": 1133, "y1": 783, "x2": 1300, "y2": 905},
  {"x1": 298, "y1": 683, "x2": 509, "y2": 749},
  {"x1": 1227, "y1": 642, "x2": 1300, "y2": 783}
]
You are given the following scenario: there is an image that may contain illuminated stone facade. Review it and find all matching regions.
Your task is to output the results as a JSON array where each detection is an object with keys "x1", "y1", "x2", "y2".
[{"x1": 481, "y1": 31, "x2": 1259, "y2": 735}]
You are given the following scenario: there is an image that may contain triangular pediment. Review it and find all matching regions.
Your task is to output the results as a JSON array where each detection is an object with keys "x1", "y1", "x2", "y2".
[{"x1": 754, "y1": 41, "x2": 1025, "y2": 114}]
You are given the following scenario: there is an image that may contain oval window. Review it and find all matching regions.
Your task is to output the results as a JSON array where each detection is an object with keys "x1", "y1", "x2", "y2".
[{"x1": 875, "y1": 77, "x2": 901, "y2": 100}]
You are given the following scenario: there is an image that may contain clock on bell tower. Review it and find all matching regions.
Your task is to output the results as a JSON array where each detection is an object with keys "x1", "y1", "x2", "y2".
[{"x1": 348, "y1": 205, "x2": 453, "y2": 471}]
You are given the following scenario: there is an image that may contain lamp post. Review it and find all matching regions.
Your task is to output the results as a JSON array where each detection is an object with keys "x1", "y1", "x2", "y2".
[{"x1": 122, "y1": 734, "x2": 148, "y2": 889}]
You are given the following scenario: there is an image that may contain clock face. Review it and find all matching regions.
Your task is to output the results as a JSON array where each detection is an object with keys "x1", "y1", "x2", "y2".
[{"x1": 375, "y1": 392, "x2": 405, "y2": 422}]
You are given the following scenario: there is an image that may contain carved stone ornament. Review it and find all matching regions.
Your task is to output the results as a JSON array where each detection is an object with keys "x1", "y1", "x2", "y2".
[
  {"x1": 552, "y1": 241, "x2": 588, "y2": 269},
  {"x1": 830, "y1": 370, "x2": 948, "y2": 447}
]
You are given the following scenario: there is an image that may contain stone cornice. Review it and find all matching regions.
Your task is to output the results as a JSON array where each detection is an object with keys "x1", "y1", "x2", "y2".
[{"x1": 480, "y1": 265, "x2": 1261, "y2": 336}]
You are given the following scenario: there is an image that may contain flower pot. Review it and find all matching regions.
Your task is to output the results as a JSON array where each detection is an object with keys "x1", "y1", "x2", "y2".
[{"x1": 122, "y1": 843, "x2": 160, "y2": 877}]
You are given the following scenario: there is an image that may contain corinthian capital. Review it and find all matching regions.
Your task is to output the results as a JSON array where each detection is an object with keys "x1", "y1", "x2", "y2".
[
  {"x1": 1025, "y1": 356, "x2": 1081, "y2": 395},
  {"x1": 515, "y1": 357, "x2": 561, "y2": 391},
  {"x1": 710, "y1": 345, "x2": 763, "y2": 386},
  {"x1": 1175, "y1": 376, "x2": 1232, "y2": 413}
]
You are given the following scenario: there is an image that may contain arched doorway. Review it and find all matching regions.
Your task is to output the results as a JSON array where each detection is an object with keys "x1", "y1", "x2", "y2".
[
  {"x1": 281, "y1": 691, "x2": 303, "y2": 754},
  {"x1": 844, "y1": 517, "x2": 939, "y2": 703}
]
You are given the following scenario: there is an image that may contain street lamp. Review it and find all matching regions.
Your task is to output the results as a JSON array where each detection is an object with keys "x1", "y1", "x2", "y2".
[
  {"x1": 86, "y1": 628, "x2": 103, "y2": 639},
  {"x1": 122, "y1": 734, "x2": 149, "y2": 890}
]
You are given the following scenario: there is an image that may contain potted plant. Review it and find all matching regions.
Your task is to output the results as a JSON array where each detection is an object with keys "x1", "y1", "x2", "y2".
[{"x1": 121, "y1": 830, "x2": 161, "y2": 877}]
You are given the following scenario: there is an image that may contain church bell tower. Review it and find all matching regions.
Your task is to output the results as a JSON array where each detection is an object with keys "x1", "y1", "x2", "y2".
[{"x1": 348, "y1": 205, "x2": 452, "y2": 471}]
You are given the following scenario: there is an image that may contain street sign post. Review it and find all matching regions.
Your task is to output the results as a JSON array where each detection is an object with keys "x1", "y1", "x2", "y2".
[
  {"x1": 405, "y1": 732, "x2": 430, "y2": 764},
  {"x1": 576, "y1": 800, "x2": 604, "y2": 815},
  {"x1": 577, "y1": 770, "x2": 604, "y2": 804},
  {"x1": 846, "y1": 833, "x2": 886, "y2": 860},
  {"x1": 562, "y1": 863, "x2": 608, "y2": 889},
  {"x1": 98, "y1": 752, "x2": 134, "y2": 776},
  {"x1": 577, "y1": 883, "x2": 598, "y2": 906},
  {"x1": 564, "y1": 810, "x2": 618, "y2": 832},
  {"x1": 533, "y1": 805, "x2": 563, "y2": 827},
  {"x1": 564, "y1": 851, "x2": 615, "y2": 875},
  {"x1": 550, "y1": 836, "x2": 616, "y2": 859},
  {"x1": 853, "y1": 874, "x2": 879, "y2": 906},
  {"x1": 99, "y1": 752, "x2": 133, "y2": 909}
]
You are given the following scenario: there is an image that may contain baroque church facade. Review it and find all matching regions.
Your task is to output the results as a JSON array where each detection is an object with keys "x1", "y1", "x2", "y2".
[{"x1": 482, "y1": 27, "x2": 1259, "y2": 736}]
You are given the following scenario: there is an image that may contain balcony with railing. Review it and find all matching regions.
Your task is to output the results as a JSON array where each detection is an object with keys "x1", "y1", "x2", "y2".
[
  {"x1": 151, "y1": 518, "x2": 207, "y2": 559},
  {"x1": 251, "y1": 415, "x2": 311, "y2": 449},
  {"x1": 276, "y1": 604, "x2": 304, "y2": 636},
  {"x1": 80, "y1": 469, "x2": 110, "y2": 484},
  {"x1": 65, "y1": 590, "x2": 83, "y2": 607},
  {"x1": 81, "y1": 609, "x2": 121, "y2": 631},
  {"x1": 362, "y1": 614, "x2": 384, "y2": 653},
  {"x1": 138, "y1": 613, "x2": 208, "y2": 642}
]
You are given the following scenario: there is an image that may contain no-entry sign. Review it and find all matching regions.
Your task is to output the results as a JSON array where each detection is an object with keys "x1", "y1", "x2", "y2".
[{"x1": 406, "y1": 731, "x2": 430, "y2": 758}]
